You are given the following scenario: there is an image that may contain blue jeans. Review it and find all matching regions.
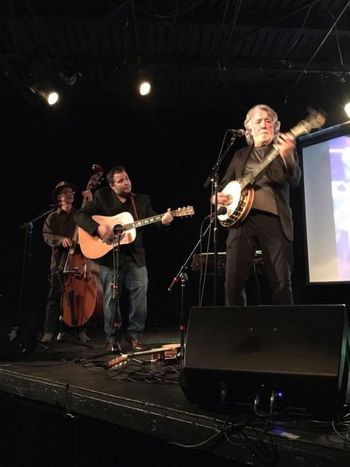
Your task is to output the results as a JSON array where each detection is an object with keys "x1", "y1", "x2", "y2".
[{"x1": 99, "y1": 259, "x2": 148, "y2": 341}]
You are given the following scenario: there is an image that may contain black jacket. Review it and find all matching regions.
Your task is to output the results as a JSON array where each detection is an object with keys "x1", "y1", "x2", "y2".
[{"x1": 219, "y1": 145, "x2": 301, "y2": 241}]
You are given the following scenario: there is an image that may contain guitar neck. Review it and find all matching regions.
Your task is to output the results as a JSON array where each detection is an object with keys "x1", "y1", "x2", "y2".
[
  {"x1": 123, "y1": 207, "x2": 191, "y2": 230},
  {"x1": 124, "y1": 213, "x2": 165, "y2": 230},
  {"x1": 239, "y1": 145, "x2": 280, "y2": 189}
]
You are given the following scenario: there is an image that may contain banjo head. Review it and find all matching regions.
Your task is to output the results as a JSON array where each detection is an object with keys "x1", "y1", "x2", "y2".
[{"x1": 218, "y1": 180, "x2": 242, "y2": 221}]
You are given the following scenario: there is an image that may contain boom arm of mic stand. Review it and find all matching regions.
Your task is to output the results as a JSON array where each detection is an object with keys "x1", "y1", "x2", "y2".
[
  {"x1": 203, "y1": 160, "x2": 220, "y2": 189},
  {"x1": 18, "y1": 205, "x2": 56, "y2": 314},
  {"x1": 20, "y1": 206, "x2": 56, "y2": 229},
  {"x1": 203, "y1": 133, "x2": 237, "y2": 189},
  {"x1": 167, "y1": 220, "x2": 213, "y2": 292},
  {"x1": 167, "y1": 219, "x2": 214, "y2": 361}
]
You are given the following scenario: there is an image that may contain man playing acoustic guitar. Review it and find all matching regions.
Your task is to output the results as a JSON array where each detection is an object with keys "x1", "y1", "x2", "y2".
[
  {"x1": 74, "y1": 165, "x2": 174, "y2": 353},
  {"x1": 213, "y1": 104, "x2": 301, "y2": 306}
]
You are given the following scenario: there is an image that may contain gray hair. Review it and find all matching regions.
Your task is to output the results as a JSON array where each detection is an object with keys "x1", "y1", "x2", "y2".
[{"x1": 243, "y1": 104, "x2": 280, "y2": 145}]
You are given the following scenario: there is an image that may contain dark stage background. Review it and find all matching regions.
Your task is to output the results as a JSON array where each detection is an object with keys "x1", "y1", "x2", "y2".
[{"x1": 1, "y1": 97, "x2": 349, "y2": 334}]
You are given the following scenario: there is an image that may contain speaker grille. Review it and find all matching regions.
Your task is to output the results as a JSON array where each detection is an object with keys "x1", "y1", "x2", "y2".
[{"x1": 181, "y1": 305, "x2": 349, "y2": 419}]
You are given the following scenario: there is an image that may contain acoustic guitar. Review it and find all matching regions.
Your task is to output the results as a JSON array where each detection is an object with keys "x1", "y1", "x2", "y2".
[
  {"x1": 218, "y1": 109, "x2": 326, "y2": 228},
  {"x1": 78, "y1": 206, "x2": 194, "y2": 259},
  {"x1": 105, "y1": 343, "x2": 181, "y2": 369}
]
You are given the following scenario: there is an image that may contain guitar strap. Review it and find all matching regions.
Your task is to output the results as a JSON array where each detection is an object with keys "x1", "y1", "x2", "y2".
[{"x1": 130, "y1": 193, "x2": 139, "y2": 220}]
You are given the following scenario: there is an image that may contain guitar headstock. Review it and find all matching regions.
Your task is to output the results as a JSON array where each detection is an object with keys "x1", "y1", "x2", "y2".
[
  {"x1": 105, "y1": 354, "x2": 128, "y2": 369},
  {"x1": 173, "y1": 206, "x2": 195, "y2": 217},
  {"x1": 290, "y1": 109, "x2": 326, "y2": 138}
]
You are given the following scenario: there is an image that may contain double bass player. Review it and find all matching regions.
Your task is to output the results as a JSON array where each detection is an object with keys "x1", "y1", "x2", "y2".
[{"x1": 40, "y1": 181, "x2": 93, "y2": 344}]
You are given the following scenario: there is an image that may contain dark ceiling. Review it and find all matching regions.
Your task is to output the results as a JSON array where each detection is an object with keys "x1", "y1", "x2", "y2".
[{"x1": 0, "y1": 0, "x2": 350, "y2": 121}]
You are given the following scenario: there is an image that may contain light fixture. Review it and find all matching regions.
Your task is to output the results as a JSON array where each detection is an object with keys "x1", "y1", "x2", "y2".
[
  {"x1": 136, "y1": 67, "x2": 152, "y2": 96},
  {"x1": 29, "y1": 85, "x2": 60, "y2": 106},
  {"x1": 59, "y1": 67, "x2": 80, "y2": 86},
  {"x1": 345, "y1": 102, "x2": 350, "y2": 118},
  {"x1": 137, "y1": 79, "x2": 152, "y2": 96}
]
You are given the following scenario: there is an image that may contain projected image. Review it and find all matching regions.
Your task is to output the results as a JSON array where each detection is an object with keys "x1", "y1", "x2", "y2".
[
  {"x1": 330, "y1": 136, "x2": 350, "y2": 280},
  {"x1": 301, "y1": 123, "x2": 350, "y2": 283}
]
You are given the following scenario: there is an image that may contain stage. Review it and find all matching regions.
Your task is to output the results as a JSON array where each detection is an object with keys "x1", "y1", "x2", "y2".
[{"x1": 0, "y1": 322, "x2": 350, "y2": 467}]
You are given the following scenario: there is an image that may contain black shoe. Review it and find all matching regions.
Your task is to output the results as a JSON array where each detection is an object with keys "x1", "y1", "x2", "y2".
[
  {"x1": 40, "y1": 332, "x2": 54, "y2": 344},
  {"x1": 78, "y1": 330, "x2": 90, "y2": 343},
  {"x1": 56, "y1": 332, "x2": 67, "y2": 342},
  {"x1": 105, "y1": 338, "x2": 122, "y2": 354}
]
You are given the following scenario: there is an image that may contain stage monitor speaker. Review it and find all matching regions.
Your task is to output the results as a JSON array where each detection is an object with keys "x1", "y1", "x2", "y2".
[
  {"x1": 0, "y1": 294, "x2": 37, "y2": 359},
  {"x1": 180, "y1": 305, "x2": 349, "y2": 419}
]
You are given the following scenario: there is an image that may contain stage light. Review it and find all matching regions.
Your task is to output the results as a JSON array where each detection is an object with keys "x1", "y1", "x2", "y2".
[
  {"x1": 138, "y1": 79, "x2": 152, "y2": 96},
  {"x1": 29, "y1": 86, "x2": 60, "y2": 106},
  {"x1": 345, "y1": 102, "x2": 350, "y2": 118},
  {"x1": 45, "y1": 90, "x2": 59, "y2": 105}
]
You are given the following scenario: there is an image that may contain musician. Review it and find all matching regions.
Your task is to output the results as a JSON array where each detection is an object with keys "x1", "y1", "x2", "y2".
[
  {"x1": 213, "y1": 104, "x2": 301, "y2": 305},
  {"x1": 73, "y1": 165, "x2": 174, "y2": 353},
  {"x1": 40, "y1": 181, "x2": 92, "y2": 344}
]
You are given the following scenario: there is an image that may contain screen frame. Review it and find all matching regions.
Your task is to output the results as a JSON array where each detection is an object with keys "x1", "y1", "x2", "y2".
[{"x1": 298, "y1": 119, "x2": 350, "y2": 285}]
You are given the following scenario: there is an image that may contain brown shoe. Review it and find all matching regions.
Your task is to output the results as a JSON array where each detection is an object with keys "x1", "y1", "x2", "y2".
[
  {"x1": 131, "y1": 339, "x2": 144, "y2": 351},
  {"x1": 124, "y1": 334, "x2": 144, "y2": 352}
]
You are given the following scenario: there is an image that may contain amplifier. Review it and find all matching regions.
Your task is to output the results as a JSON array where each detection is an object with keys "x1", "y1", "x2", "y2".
[{"x1": 191, "y1": 250, "x2": 263, "y2": 274}]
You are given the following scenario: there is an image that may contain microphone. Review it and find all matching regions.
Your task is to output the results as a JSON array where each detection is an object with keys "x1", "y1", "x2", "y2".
[
  {"x1": 228, "y1": 128, "x2": 246, "y2": 137},
  {"x1": 217, "y1": 206, "x2": 227, "y2": 215},
  {"x1": 112, "y1": 224, "x2": 125, "y2": 236},
  {"x1": 205, "y1": 206, "x2": 227, "y2": 219},
  {"x1": 50, "y1": 203, "x2": 60, "y2": 208}
]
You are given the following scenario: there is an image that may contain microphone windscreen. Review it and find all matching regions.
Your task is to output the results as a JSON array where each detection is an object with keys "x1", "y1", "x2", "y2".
[{"x1": 217, "y1": 206, "x2": 227, "y2": 215}]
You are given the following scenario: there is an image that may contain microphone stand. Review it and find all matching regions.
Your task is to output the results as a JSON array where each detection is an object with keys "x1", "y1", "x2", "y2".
[
  {"x1": 203, "y1": 132, "x2": 238, "y2": 306},
  {"x1": 168, "y1": 219, "x2": 214, "y2": 362},
  {"x1": 19, "y1": 206, "x2": 56, "y2": 315},
  {"x1": 110, "y1": 230, "x2": 123, "y2": 350}
]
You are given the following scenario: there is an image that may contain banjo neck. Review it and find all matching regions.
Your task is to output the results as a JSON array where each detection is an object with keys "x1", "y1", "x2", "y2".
[{"x1": 239, "y1": 145, "x2": 280, "y2": 189}]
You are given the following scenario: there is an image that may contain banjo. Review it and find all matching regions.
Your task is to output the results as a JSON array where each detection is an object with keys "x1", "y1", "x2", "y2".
[{"x1": 218, "y1": 109, "x2": 326, "y2": 228}]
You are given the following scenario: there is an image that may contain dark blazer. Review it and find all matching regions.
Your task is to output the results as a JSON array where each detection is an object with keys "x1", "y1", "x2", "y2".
[
  {"x1": 74, "y1": 186, "x2": 159, "y2": 267},
  {"x1": 42, "y1": 207, "x2": 77, "y2": 271},
  {"x1": 219, "y1": 145, "x2": 301, "y2": 241}
]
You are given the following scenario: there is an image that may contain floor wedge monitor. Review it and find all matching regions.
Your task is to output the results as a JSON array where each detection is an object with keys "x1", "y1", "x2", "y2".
[
  {"x1": 0, "y1": 294, "x2": 37, "y2": 358},
  {"x1": 180, "y1": 305, "x2": 349, "y2": 419}
]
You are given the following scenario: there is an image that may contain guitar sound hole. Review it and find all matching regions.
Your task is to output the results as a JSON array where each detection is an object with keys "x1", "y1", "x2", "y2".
[{"x1": 112, "y1": 224, "x2": 126, "y2": 237}]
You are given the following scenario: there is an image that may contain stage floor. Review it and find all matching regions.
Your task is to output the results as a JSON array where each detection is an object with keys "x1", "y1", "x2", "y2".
[{"x1": 0, "y1": 325, "x2": 350, "y2": 466}]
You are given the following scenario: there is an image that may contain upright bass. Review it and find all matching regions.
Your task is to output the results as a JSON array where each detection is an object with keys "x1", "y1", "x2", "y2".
[{"x1": 61, "y1": 164, "x2": 104, "y2": 327}]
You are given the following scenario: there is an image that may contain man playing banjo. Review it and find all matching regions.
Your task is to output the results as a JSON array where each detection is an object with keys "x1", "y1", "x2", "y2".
[{"x1": 212, "y1": 104, "x2": 301, "y2": 306}]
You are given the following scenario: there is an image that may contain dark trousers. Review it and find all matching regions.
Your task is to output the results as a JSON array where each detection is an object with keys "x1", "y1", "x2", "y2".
[
  {"x1": 43, "y1": 271, "x2": 87, "y2": 335},
  {"x1": 43, "y1": 271, "x2": 63, "y2": 333},
  {"x1": 225, "y1": 211, "x2": 294, "y2": 306}
]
